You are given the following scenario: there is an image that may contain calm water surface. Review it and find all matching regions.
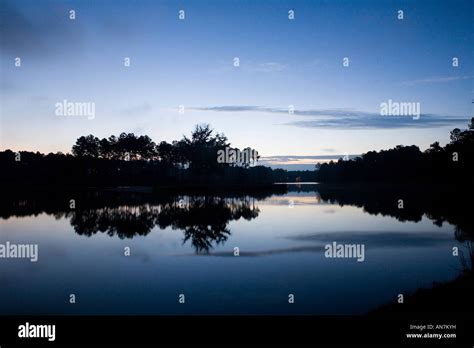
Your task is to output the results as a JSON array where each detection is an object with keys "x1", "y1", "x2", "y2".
[{"x1": 0, "y1": 184, "x2": 464, "y2": 315}]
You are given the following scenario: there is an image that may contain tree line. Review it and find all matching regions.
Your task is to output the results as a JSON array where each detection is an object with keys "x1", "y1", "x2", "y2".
[
  {"x1": 72, "y1": 124, "x2": 235, "y2": 166},
  {"x1": 315, "y1": 118, "x2": 474, "y2": 184},
  {"x1": 0, "y1": 124, "x2": 316, "y2": 188}
]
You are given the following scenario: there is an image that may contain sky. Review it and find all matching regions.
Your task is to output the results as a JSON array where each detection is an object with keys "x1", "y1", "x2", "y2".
[{"x1": 1, "y1": 0, "x2": 473, "y2": 169}]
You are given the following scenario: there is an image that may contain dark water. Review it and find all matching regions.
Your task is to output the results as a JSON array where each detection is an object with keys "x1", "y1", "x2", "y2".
[{"x1": 0, "y1": 184, "x2": 470, "y2": 315}]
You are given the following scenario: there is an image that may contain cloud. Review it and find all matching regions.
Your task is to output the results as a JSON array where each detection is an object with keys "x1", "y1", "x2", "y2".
[
  {"x1": 192, "y1": 105, "x2": 469, "y2": 129},
  {"x1": 402, "y1": 75, "x2": 473, "y2": 85},
  {"x1": 287, "y1": 113, "x2": 469, "y2": 129}
]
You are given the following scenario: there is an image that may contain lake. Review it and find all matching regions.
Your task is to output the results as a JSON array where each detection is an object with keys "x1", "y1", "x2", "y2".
[{"x1": 0, "y1": 184, "x2": 468, "y2": 315}]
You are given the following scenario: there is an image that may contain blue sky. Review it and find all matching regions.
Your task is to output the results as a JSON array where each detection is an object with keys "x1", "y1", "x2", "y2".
[{"x1": 1, "y1": 0, "x2": 472, "y2": 169}]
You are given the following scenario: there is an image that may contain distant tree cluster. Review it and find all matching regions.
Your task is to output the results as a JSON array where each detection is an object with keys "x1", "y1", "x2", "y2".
[
  {"x1": 315, "y1": 118, "x2": 474, "y2": 184},
  {"x1": 72, "y1": 133, "x2": 158, "y2": 160},
  {"x1": 70, "y1": 124, "x2": 256, "y2": 171},
  {"x1": 0, "y1": 124, "x2": 300, "y2": 187}
]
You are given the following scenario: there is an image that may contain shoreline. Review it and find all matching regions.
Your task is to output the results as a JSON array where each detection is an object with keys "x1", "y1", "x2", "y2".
[{"x1": 369, "y1": 270, "x2": 474, "y2": 316}]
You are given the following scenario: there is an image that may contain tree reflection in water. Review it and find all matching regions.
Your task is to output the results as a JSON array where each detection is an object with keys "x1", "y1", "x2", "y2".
[{"x1": 68, "y1": 196, "x2": 260, "y2": 253}]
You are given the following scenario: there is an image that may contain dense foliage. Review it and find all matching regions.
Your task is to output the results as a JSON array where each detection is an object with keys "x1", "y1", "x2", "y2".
[
  {"x1": 1, "y1": 124, "x2": 315, "y2": 187},
  {"x1": 315, "y1": 118, "x2": 474, "y2": 184}
]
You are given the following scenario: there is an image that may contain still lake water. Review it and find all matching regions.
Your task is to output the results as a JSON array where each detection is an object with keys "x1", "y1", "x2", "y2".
[{"x1": 0, "y1": 184, "x2": 464, "y2": 315}]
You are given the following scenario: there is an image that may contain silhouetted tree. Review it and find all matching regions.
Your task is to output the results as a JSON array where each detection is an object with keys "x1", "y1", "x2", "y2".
[
  {"x1": 426, "y1": 141, "x2": 443, "y2": 154},
  {"x1": 315, "y1": 118, "x2": 474, "y2": 184},
  {"x1": 157, "y1": 141, "x2": 186, "y2": 167},
  {"x1": 181, "y1": 124, "x2": 230, "y2": 173},
  {"x1": 72, "y1": 135, "x2": 101, "y2": 157}
]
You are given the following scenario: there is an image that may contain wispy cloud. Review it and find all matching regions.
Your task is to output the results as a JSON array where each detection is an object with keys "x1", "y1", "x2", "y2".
[
  {"x1": 287, "y1": 114, "x2": 469, "y2": 129},
  {"x1": 192, "y1": 106, "x2": 469, "y2": 129},
  {"x1": 402, "y1": 75, "x2": 473, "y2": 85}
]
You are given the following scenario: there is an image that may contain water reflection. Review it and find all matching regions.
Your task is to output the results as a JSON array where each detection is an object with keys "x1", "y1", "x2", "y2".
[
  {"x1": 1, "y1": 184, "x2": 472, "y2": 254},
  {"x1": 68, "y1": 197, "x2": 261, "y2": 253},
  {"x1": 0, "y1": 184, "x2": 472, "y2": 315},
  {"x1": 313, "y1": 184, "x2": 473, "y2": 244},
  {"x1": 1, "y1": 190, "x2": 267, "y2": 253}
]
